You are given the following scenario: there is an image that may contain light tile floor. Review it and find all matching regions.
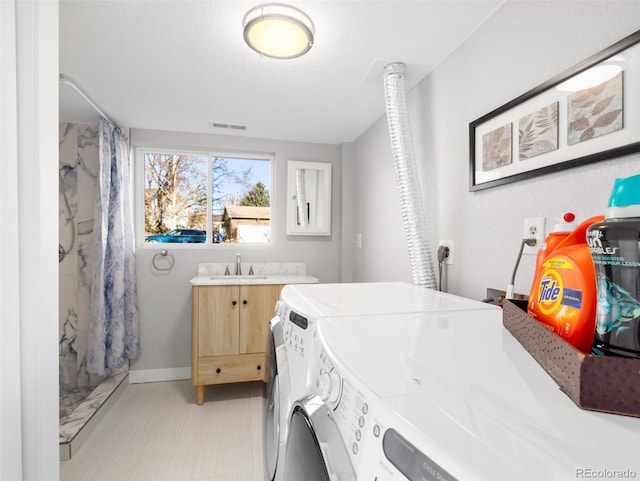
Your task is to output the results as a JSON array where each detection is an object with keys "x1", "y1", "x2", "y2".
[{"x1": 60, "y1": 380, "x2": 266, "y2": 481}]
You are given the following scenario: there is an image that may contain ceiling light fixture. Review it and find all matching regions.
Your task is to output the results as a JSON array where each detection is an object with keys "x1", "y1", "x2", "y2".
[
  {"x1": 556, "y1": 55, "x2": 626, "y2": 92},
  {"x1": 243, "y1": 4, "x2": 314, "y2": 59}
]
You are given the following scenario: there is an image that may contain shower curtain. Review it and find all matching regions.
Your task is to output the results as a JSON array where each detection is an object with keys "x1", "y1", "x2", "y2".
[{"x1": 87, "y1": 118, "x2": 140, "y2": 376}]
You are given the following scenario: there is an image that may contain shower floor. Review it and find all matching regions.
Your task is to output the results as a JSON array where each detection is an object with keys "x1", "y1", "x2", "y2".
[
  {"x1": 60, "y1": 369, "x2": 128, "y2": 461},
  {"x1": 60, "y1": 386, "x2": 95, "y2": 422}
]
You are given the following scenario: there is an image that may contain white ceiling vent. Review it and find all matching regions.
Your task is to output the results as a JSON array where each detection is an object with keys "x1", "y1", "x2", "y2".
[{"x1": 210, "y1": 121, "x2": 247, "y2": 131}]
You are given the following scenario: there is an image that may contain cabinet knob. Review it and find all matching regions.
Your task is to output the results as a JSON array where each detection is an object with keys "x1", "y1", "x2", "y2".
[
  {"x1": 216, "y1": 368, "x2": 221, "y2": 374},
  {"x1": 231, "y1": 300, "x2": 237, "y2": 306},
  {"x1": 257, "y1": 365, "x2": 262, "y2": 371},
  {"x1": 242, "y1": 300, "x2": 248, "y2": 305}
]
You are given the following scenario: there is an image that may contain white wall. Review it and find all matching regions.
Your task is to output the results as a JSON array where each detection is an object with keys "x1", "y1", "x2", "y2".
[
  {"x1": 340, "y1": 142, "x2": 355, "y2": 282},
  {"x1": 130, "y1": 129, "x2": 341, "y2": 376},
  {"x1": 349, "y1": 116, "x2": 415, "y2": 282},
  {"x1": 348, "y1": 0, "x2": 640, "y2": 300}
]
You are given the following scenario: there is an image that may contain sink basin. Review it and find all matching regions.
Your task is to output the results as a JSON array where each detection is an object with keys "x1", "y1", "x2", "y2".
[{"x1": 209, "y1": 275, "x2": 268, "y2": 280}]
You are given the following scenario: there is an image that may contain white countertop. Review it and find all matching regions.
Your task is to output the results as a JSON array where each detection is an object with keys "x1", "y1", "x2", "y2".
[{"x1": 189, "y1": 262, "x2": 319, "y2": 286}]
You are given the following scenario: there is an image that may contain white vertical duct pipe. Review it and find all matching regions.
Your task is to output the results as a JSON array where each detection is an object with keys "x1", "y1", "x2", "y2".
[{"x1": 383, "y1": 62, "x2": 437, "y2": 288}]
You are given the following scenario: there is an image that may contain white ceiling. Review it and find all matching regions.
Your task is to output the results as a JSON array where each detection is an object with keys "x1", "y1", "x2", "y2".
[{"x1": 59, "y1": 0, "x2": 503, "y2": 145}]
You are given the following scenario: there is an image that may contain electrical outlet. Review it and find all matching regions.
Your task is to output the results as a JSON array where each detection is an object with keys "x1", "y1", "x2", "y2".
[
  {"x1": 523, "y1": 217, "x2": 545, "y2": 255},
  {"x1": 439, "y1": 240, "x2": 454, "y2": 265},
  {"x1": 486, "y1": 287, "x2": 528, "y2": 306},
  {"x1": 356, "y1": 233, "x2": 362, "y2": 249}
]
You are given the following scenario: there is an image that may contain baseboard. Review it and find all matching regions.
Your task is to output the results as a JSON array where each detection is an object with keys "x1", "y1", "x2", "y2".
[{"x1": 128, "y1": 367, "x2": 191, "y2": 384}]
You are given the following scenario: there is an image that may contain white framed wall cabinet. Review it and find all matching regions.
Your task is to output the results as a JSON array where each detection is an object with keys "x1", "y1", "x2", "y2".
[{"x1": 287, "y1": 161, "x2": 332, "y2": 236}]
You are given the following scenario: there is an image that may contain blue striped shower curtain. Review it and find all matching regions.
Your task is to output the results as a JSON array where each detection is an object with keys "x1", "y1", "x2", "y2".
[{"x1": 88, "y1": 119, "x2": 140, "y2": 376}]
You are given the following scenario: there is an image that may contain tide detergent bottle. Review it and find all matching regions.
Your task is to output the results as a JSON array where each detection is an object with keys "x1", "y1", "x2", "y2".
[
  {"x1": 534, "y1": 212, "x2": 577, "y2": 272},
  {"x1": 527, "y1": 215, "x2": 604, "y2": 353}
]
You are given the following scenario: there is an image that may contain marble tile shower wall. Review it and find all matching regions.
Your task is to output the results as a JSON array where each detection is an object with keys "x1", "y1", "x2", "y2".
[{"x1": 59, "y1": 123, "x2": 105, "y2": 388}]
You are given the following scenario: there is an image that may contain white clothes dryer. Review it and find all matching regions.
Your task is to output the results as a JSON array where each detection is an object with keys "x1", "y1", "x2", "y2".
[{"x1": 314, "y1": 311, "x2": 640, "y2": 481}]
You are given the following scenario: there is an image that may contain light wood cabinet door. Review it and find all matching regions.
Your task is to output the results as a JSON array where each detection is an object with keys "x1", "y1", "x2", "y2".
[
  {"x1": 239, "y1": 284, "x2": 282, "y2": 354},
  {"x1": 197, "y1": 285, "x2": 239, "y2": 357},
  {"x1": 192, "y1": 283, "x2": 284, "y2": 403}
]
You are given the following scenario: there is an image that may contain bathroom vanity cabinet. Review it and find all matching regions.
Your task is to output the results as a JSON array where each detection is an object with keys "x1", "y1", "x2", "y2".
[{"x1": 191, "y1": 283, "x2": 283, "y2": 405}]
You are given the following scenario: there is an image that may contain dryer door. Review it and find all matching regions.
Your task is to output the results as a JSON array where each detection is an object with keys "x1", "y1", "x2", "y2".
[{"x1": 283, "y1": 396, "x2": 355, "y2": 481}]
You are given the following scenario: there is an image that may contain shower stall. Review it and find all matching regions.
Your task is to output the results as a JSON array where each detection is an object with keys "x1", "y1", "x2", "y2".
[{"x1": 58, "y1": 81, "x2": 131, "y2": 460}]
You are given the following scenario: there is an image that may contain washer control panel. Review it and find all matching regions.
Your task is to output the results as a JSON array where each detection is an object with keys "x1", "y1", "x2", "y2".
[
  {"x1": 312, "y1": 346, "x2": 371, "y2": 468},
  {"x1": 277, "y1": 302, "x2": 311, "y2": 360}
]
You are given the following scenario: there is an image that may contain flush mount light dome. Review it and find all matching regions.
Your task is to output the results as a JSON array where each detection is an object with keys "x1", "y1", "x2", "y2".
[
  {"x1": 556, "y1": 55, "x2": 626, "y2": 92},
  {"x1": 243, "y1": 4, "x2": 314, "y2": 59}
]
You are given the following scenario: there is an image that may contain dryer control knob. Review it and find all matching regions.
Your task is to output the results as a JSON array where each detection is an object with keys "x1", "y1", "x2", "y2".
[{"x1": 318, "y1": 371, "x2": 341, "y2": 404}]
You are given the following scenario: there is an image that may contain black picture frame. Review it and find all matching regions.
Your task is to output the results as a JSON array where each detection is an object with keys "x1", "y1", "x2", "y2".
[{"x1": 469, "y1": 29, "x2": 640, "y2": 192}]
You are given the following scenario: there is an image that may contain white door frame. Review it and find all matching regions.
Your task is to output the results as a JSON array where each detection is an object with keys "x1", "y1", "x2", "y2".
[{"x1": 1, "y1": 1, "x2": 59, "y2": 479}]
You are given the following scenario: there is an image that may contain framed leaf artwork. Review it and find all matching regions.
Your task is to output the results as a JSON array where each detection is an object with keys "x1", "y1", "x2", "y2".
[{"x1": 469, "y1": 29, "x2": 640, "y2": 191}]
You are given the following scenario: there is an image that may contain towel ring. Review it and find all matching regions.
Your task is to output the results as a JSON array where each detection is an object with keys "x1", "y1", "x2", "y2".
[{"x1": 152, "y1": 250, "x2": 174, "y2": 271}]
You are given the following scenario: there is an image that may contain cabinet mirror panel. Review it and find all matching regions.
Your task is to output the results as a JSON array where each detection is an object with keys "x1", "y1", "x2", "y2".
[{"x1": 287, "y1": 161, "x2": 332, "y2": 236}]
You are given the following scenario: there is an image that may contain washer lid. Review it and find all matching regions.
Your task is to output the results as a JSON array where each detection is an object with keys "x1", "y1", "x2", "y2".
[{"x1": 279, "y1": 281, "x2": 500, "y2": 319}]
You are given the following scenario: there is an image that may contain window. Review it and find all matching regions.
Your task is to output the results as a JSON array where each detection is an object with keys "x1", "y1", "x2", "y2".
[{"x1": 139, "y1": 149, "x2": 272, "y2": 245}]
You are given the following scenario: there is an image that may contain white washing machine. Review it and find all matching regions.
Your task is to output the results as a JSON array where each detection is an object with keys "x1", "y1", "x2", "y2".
[
  {"x1": 279, "y1": 282, "x2": 499, "y2": 403},
  {"x1": 265, "y1": 282, "x2": 500, "y2": 481},
  {"x1": 313, "y1": 311, "x2": 640, "y2": 480}
]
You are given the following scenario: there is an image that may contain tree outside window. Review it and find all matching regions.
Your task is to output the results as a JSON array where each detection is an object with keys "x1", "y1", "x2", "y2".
[{"x1": 142, "y1": 150, "x2": 271, "y2": 244}]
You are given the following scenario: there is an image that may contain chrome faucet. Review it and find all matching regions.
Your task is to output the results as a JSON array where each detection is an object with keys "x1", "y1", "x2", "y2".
[{"x1": 235, "y1": 253, "x2": 241, "y2": 275}]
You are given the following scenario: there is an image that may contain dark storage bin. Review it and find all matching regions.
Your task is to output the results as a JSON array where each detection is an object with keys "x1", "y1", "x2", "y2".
[{"x1": 503, "y1": 299, "x2": 640, "y2": 417}]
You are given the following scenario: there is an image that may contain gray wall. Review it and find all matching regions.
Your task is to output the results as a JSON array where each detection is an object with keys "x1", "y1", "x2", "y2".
[
  {"x1": 130, "y1": 129, "x2": 342, "y2": 375},
  {"x1": 347, "y1": 1, "x2": 640, "y2": 299}
]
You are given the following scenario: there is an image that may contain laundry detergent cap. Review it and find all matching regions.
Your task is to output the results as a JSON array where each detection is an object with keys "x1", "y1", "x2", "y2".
[
  {"x1": 606, "y1": 174, "x2": 640, "y2": 219},
  {"x1": 552, "y1": 212, "x2": 577, "y2": 232}
]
